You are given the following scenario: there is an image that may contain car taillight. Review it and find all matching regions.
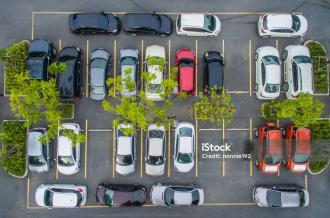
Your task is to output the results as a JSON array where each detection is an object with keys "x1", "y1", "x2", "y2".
[
  {"x1": 77, "y1": 188, "x2": 84, "y2": 192},
  {"x1": 260, "y1": 15, "x2": 266, "y2": 33}
]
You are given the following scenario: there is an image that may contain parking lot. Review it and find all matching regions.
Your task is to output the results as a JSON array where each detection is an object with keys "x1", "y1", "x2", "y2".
[{"x1": 1, "y1": 1, "x2": 330, "y2": 218}]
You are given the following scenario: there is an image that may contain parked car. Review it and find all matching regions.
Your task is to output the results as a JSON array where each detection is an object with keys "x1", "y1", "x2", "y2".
[
  {"x1": 27, "y1": 39, "x2": 56, "y2": 80},
  {"x1": 282, "y1": 45, "x2": 313, "y2": 99},
  {"x1": 253, "y1": 184, "x2": 309, "y2": 208},
  {"x1": 69, "y1": 12, "x2": 120, "y2": 35},
  {"x1": 255, "y1": 46, "x2": 281, "y2": 100},
  {"x1": 256, "y1": 122, "x2": 282, "y2": 174},
  {"x1": 150, "y1": 183, "x2": 204, "y2": 206},
  {"x1": 176, "y1": 48, "x2": 195, "y2": 96},
  {"x1": 203, "y1": 51, "x2": 224, "y2": 93},
  {"x1": 283, "y1": 126, "x2": 311, "y2": 173},
  {"x1": 57, "y1": 123, "x2": 81, "y2": 175},
  {"x1": 258, "y1": 14, "x2": 308, "y2": 38},
  {"x1": 27, "y1": 128, "x2": 52, "y2": 173},
  {"x1": 89, "y1": 48, "x2": 111, "y2": 100},
  {"x1": 174, "y1": 122, "x2": 195, "y2": 173},
  {"x1": 115, "y1": 123, "x2": 136, "y2": 175},
  {"x1": 145, "y1": 124, "x2": 166, "y2": 176},
  {"x1": 120, "y1": 49, "x2": 139, "y2": 97},
  {"x1": 57, "y1": 47, "x2": 82, "y2": 100},
  {"x1": 145, "y1": 45, "x2": 166, "y2": 101},
  {"x1": 96, "y1": 183, "x2": 146, "y2": 207},
  {"x1": 35, "y1": 184, "x2": 87, "y2": 208},
  {"x1": 176, "y1": 13, "x2": 221, "y2": 37},
  {"x1": 123, "y1": 13, "x2": 172, "y2": 36}
]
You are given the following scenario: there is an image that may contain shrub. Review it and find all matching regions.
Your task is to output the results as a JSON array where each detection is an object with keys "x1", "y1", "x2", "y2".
[
  {"x1": 59, "y1": 103, "x2": 74, "y2": 119},
  {"x1": 261, "y1": 100, "x2": 280, "y2": 122}
]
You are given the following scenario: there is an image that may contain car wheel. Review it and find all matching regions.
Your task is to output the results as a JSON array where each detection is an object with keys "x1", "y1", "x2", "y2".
[
  {"x1": 282, "y1": 82, "x2": 289, "y2": 92},
  {"x1": 281, "y1": 128, "x2": 286, "y2": 137},
  {"x1": 254, "y1": 53, "x2": 258, "y2": 61},
  {"x1": 254, "y1": 84, "x2": 259, "y2": 92},
  {"x1": 255, "y1": 130, "x2": 259, "y2": 138},
  {"x1": 281, "y1": 50, "x2": 288, "y2": 60}
]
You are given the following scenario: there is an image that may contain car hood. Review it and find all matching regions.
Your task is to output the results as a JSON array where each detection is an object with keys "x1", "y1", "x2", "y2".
[
  {"x1": 174, "y1": 160, "x2": 194, "y2": 173},
  {"x1": 145, "y1": 163, "x2": 165, "y2": 176},
  {"x1": 35, "y1": 186, "x2": 46, "y2": 207},
  {"x1": 29, "y1": 163, "x2": 48, "y2": 173},
  {"x1": 57, "y1": 163, "x2": 79, "y2": 175},
  {"x1": 297, "y1": 15, "x2": 308, "y2": 35},
  {"x1": 116, "y1": 163, "x2": 135, "y2": 175},
  {"x1": 159, "y1": 15, "x2": 173, "y2": 34},
  {"x1": 150, "y1": 185, "x2": 167, "y2": 206},
  {"x1": 253, "y1": 187, "x2": 268, "y2": 207}
]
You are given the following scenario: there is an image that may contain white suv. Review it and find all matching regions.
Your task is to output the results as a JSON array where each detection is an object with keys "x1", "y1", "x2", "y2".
[
  {"x1": 258, "y1": 14, "x2": 308, "y2": 38},
  {"x1": 176, "y1": 13, "x2": 221, "y2": 37},
  {"x1": 282, "y1": 45, "x2": 313, "y2": 99}
]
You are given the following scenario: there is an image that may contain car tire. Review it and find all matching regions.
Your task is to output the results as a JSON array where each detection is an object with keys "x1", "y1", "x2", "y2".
[
  {"x1": 255, "y1": 130, "x2": 259, "y2": 138},
  {"x1": 282, "y1": 82, "x2": 289, "y2": 92},
  {"x1": 281, "y1": 128, "x2": 286, "y2": 137},
  {"x1": 254, "y1": 53, "x2": 258, "y2": 61},
  {"x1": 254, "y1": 84, "x2": 259, "y2": 92},
  {"x1": 282, "y1": 50, "x2": 288, "y2": 60}
]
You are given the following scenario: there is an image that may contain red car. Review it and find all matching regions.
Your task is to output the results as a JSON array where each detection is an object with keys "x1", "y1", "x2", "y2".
[
  {"x1": 256, "y1": 122, "x2": 282, "y2": 174},
  {"x1": 283, "y1": 126, "x2": 311, "y2": 173},
  {"x1": 176, "y1": 49, "x2": 195, "y2": 96}
]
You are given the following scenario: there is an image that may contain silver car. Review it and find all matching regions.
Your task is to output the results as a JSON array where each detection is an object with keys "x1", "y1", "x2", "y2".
[
  {"x1": 27, "y1": 128, "x2": 52, "y2": 173},
  {"x1": 150, "y1": 183, "x2": 204, "y2": 206},
  {"x1": 120, "y1": 49, "x2": 139, "y2": 97},
  {"x1": 253, "y1": 184, "x2": 309, "y2": 208},
  {"x1": 89, "y1": 48, "x2": 111, "y2": 100}
]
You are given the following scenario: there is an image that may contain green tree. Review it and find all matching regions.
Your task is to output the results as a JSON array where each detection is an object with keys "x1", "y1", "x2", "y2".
[
  {"x1": 62, "y1": 129, "x2": 86, "y2": 147},
  {"x1": 261, "y1": 100, "x2": 281, "y2": 122},
  {"x1": 194, "y1": 87, "x2": 235, "y2": 125}
]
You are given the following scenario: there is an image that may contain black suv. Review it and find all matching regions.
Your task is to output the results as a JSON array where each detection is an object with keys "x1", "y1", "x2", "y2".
[
  {"x1": 203, "y1": 51, "x2": 224, "y2": 93},
  {"x1": 57, "y1": 47, "x2": 82, "y2": 100},
  {"x1": 69, "y1": 12, "x2": 120, "y2": 35},
  {"x1": 123, "y1": 13, "x2": 172, "y2": 36},
  {"x1": 27, "y1": 39, "x2": 57, "y2": 80}
]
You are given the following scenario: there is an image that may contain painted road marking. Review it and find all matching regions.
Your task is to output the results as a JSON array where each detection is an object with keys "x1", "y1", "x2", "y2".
[
  {"x1": 195, "y1": 39, "x2": 198, "y2": 96},
  {"x1": 249, "y1": 118, "x2": 253, "y2": 177},
  {"x1": 113, "y1": 40, "x2": 117, "y2": 96},
  {"x1": 222, "y1": 119, "x2": 225, "y2": 177},
  {"x1": 226, "y1": 128, "x2": 249, "y2": 131},
  {"x1": 195, "y1": 118, "x2": 198, "y2": 177},
  {"x1": 84, "y1": 119, "x2": 88, "y2": 179},
  {"x1": 249, "y1": 40, "x2": 252, "y2": 96},
  {"x1": 199, "y1": 128, "x2": 222, "y2": 131},
  {"x1": 88, "y1": 129, "x2": 112, "y2": 132},
  {"x1": 305, "y1": 174, "x2": 308, "y2": 190},
  {"x1": 168, "y1": 39, "x2": 171, "y2": 79},
  {"x1": 26, "y1": 178, "x2": 30, "y2": 208},
  {"x1": 222, "y1": 39, "x2": 225, "y2": 62},
  {"x1": 140, "y1": 128, "x2": 143, "y2": 178},
  {"x1": 168, "y1": 122, "x2": 171, "y2": 177},
  {"x1": 31, "y1": 12, "x2": 35, "y2": 40},
  {"x1": 275, "y1": 39, "x2": 279, "y2": 49},
  {"x1": 112, "y1": 125, "x2": 116, "y2": 178},
  {"x1": 141, "y1": 40, "x2": 144, "y2": 90},
  {"x1": 85, "y1": 40, "x2": 89, "y2": 98}
]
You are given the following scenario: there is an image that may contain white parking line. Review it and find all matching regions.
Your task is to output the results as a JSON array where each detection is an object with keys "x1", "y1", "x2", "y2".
[{"x1": 88, "y1": 129, "x2": 113, "y2": 132}]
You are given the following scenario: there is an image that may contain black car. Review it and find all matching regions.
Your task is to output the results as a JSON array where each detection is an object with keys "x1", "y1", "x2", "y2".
[
  {"x1": 27, "y1": 39, "x2": 57, "y2": 80},
  {"x1": 96, "y1": 183, "x2": 147, "y2": 207},
  {"x1": 69, "y1": 12, "x2": 120, "y2": 35},
  {"x1": 203, "y1": 51, "x2": 224, "y2": 93},
  {"x1": 57, "y1": 47, "x2": 82, "y2": 100},
  {"x1": 123, "y1": 13, "x2": 172, "y2": 36}
]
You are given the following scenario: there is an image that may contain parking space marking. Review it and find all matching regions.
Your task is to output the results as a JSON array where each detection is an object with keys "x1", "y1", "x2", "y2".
[
  {"x1": 140, "y1": 128, "x2": 143, "y2": 178},
  {"x1": 168, "y1": 39, "x2": 171, "y2": 79},
  {"x1": 168, "y1": 122, "x2": 171, "y2": 177},
  {"x1": 227, "y1": 91, "x2": 249, "y2": 94},
  {"x1": 204, "y1": 202, "x2": 255, "y2": 206},
  {"x1": 141, "y1": 40, "x2": 144, "y2": 90},
  {"x1": 305, "y1": 174, "x2": 308, "y2": 190},
  {"x1": 199, "y1": 128, "x2": 222, "y2": 131},
  {"x1": 195, "y1": 39, "x2": 198, "y2": 96},
  {"x1": 249, "y1": 40, "x2": 252, "y2": 96},
  {"x1": 226, "y1": 128, "x2": 249, "y2": 131},
  {"x1": 31, "y1": 12, "x2": 35, "y2": 40},
  {"x1": 222, "y1": 120, "x2": 225, "y2": 177},
  {"x1": 88, "y1": 129, "x2": 112, "y2": 132},
  {"x1": 84, "y1": 119, "x2": 88, "y2": 179},
  {"x1": 112, "y1": 125, "x2": 116, "y2": 178},
  {"x1": 249, "y1": 118, "x2": 253, "y2": 176},
  {"x1": 85, "y1": 40, "x2": 89, "y2": 98},
  {"x1": 275, "y1": 39, "x2": 279, "y2": 49},
  {"x1": 222, "y1": 39, "x2": 225, "y2": 62},
  {"x1": 26, "y1": 178, "x2": 30, "y2": 208},
  {"x1": 195, "y1": 118, "x2": 198, "y2": 177},
  {"x1": 301, "y1": 35, "x2": 304, "y2": 43}
]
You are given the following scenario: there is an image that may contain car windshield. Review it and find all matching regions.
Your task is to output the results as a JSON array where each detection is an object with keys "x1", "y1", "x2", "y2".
[
  {"x1": 266, "y1": 190, "x2": 281, "y2": 207},
  {"x1": 264, "y1": 154, "x2": 281, "y2": 164},
  {"x1": 44, "y1": 190, "x2": 53, "y2": 206},
  {"x1": 121, "y1": 57, "x2": 136, "y2": 65},
  {"x1": 293, "y1": 56, "x2": 311, "y2": 64},
  {"x1": 116, "y1": 154, "x2": 133, "y2": 166},
  {"x1": 29, "y1": 51, "x2": 46, "y2": 58},
  {"x1": 117, "y1": 128, "x2": 131, "y2": 137},
  {"x1": 262, "y1": 56, "x2": 280, "y2": 65},
  {"x1": 29, "y1": 155, "x2": 45, "y2": 166},
  {"x1": 58, "y1": 155, "x2": 75, "y2": 166},
  {"x1": 147, "y1": 156, "x2": 164, "y2": 165},
  {"x1": 149, "y1": 130, "x2": 164, "y2": 138},
  {"x1": 265, "y1": 83, "x2": 280, "y2": 93},
  {"x1": 91, "y1": 58, "x2": 107, "y2": 69},
  {"x1": 192, "y1": 190, "x2": 200, "y2": 205},
  {"x1": 164, "y1": 188, "x2": 175, "y2": 205},
  {"x1": 148, "y1": 84, "x2": 162, "y2": 93},
  {"x1": 104, "y1": 189, "x2": 114, "y2": 206},
  {"x1": 293, "y1": 153, "x2": 310, "y2": 163},
  {"x1": 180, "y1": 58, "x2": 194, "y2": 68},
  {"x1": 177, "y1": 152, "x2": 193, "y2": 163},
  {"x1": 92, "y1": 86, "x2": 104, "y2": 95},
  {"x1": 179, "y1": 127, "x2": 192, "y2": 137},
  {"x1": 204, "y1": 15, "x2": 215, "y2": 31},
  {"x1": 291, "y1": 15, "x2": 301, "y2": 32}
]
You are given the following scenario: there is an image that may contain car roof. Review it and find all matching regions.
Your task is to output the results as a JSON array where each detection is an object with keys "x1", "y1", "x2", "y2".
[
  {"x1": 91, "y1": 68, "x2": 105, "y2": 87},
  {"x1": 267, "y1": 130, "x2": 282, "y2": 155},
  {"x1": 297, "y1": 63, "x2": 313, "y2": 92},
  {"x1": 178, "y1": 137, "x2": 193, "y2": 153},
  {"x1": 174, "y1": 191, "x2": 192, "y2": 205},
  {"x1": 207, "y1": 62, "x2": 223, "y2": 87},
  {"x1": 76, "y1": 13, "x2": 107, "y2": 27},
  {"x1": 57, "y1": 59, "x2": 77, "y2": 98},
  {"x1": 28, "y1": 132, "x2": 42, "y2": 156},
  {"x1": 52, "y1": 192, "x2": 78, "y2": 207},
  {"x1": 267, "y1": 14, "x2": 293, "y2": 29},
  {"x1": 59, "y1": 47, "x2": 79, "y2": 58},
  {"x1": 265, "y1": 65, "x2": 281, "y2": 83},
  {"x1": 58, "y1": 136, "x2": 73, "y2": 156},
  {"x1": 124, "y1": 13, "x2": 157, "y2": 28},
  {"x1": 180, "y1": 14, "x2": 205, "y2": 28},
  {"x1": 180, "y1": 67, "x2": 194, "y2": 91},
  {"x1": 148, "y1": 138, "x2": 163, "y2": 156},
  {"x1": 295, "y1": 128, "x2": 311, "y2": 153},
  {"x1": 281, "y1": 192, "x2": 300, "y2": 207},
  {"x1": 117, "y1": 137, "x2": 132, "y2": 155}
]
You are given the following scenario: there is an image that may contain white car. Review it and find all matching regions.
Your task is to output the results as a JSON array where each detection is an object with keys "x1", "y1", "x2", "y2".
[
  {"x1": 150, "y1": 183, "x2": 204, "y2": 206},
  {"x1": 255, "y1": 46, "x2": 281, "y2": 100},
  {"x1": 35, "y1": 184, "x2": 87, "y2": 208},
  {"x1": 258, "y1": 14, "x2": 308, "y2": 38},
  {"x1": 120, "y1": 48, "x2": 139, "y2": 97},
  {"x1": 176, "y1": 13, "x2": 221, "y2": 37},
  {"x1": 115, "y1": 123, "x2": 136, "y2": 175},
  {"x1": 145, "y1": 124, "x2": 166, "y2": 176},
  {"x1": 57, "y1": 123, "x2": 81, "y2": 175},
  {"x1": 173, "y1": 122, "x2": 195, "y2": 173},
  {"x1": 282, "y1": 45, "x2": 313, "y2": 99},
  {"x1": 145, "y1": 45, "x2": 165, "y2": 101}
]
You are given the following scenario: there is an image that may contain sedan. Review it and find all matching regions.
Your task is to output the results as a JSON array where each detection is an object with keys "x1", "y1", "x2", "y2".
[
  {"x1": 253, "y1": 184, "x2": 309, "y2": 208},
  {"x1": 203, "y1": 51, "x2": 224, "y2": 93},
  {"x1": 173, "y1": 122, "x2": 195, "y2": 173},
  {"x1": 115, "y1": 123, "x2": 136, "y2": 175},
  {"x1": 27, "y1": 128, "x2": 52, "y2": 173},
  {"x1": 258, "y1": 14, "x2": 308, "y2": 38},
  {"x1": 255, "y1": 46, "x2": 281, "y2": 100},
  {"x1": 150, "y1": 183, "x2": 204, "y2": 206},
  {"x1": 69, "y1": 12, "x2": 120, "y2": 35},
  {"x1": 35, "y1": 184, "x2": 87, "y2": 208},
  {"x1": 120, "y1": 49, "x2": 139, "y2": 97},
  {"x1": 96, "y1": 183, "x2": 147, "y2": 207},
  {"x1": 57, "y1": 123, "x2": 81, "y2": 175},
  {"x1": 176, "y1": 48, "x2": 195, "y2": 96},
  {"x1": 123, "y1": 13, "x2": 172, "y2": 36},
  {"x1": 89, "y1": 48, "x2": 111, "y2": 100},
  {"x1": 145, "y1": 124, "x2": 166, "y2": 176},
  {"x1": 57, "y1": 47, "x2": 82, "y2": 100}
]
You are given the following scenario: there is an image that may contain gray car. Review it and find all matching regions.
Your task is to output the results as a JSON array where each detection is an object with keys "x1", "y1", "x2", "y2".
[
  {"x1": 253, "y1": 184, "x2": 309, "y2": 208},
  {"x1": 27, "y1": 128, "x2": 52, "y2": 173},
  {"x1": 120, "y1": 49, "x2": 139, "y2": 97},
  {"x1": 89, "y1": 49, "x2": 111, "y2": 100}
]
